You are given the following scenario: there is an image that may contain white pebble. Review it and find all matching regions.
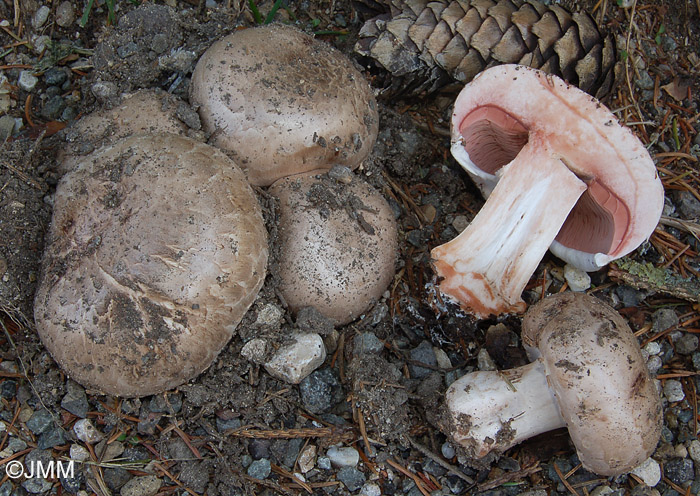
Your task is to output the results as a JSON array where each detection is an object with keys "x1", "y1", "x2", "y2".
[
  {"x1": 630, "y1": 457, "x2": 661, "y2": 487},
  {"x1": 477, "y1": 347, "x2": 497, "y2": 371},
  {"x1": 18, "y1": 71, "x2": 38, "y2": 92},
  {"x1": 434, "y1": 347, "x2": 452, "y2": 369},
  {"x1": 73, "y1": 419, "x2": 103, "y2": 444},
  {"x1": 688, "y1": 440, "x2": 700, "y2": 462},
  {"x1": 359, "y1": 482, "x2": 382, "y2": 496},
  {"x1": 644, "y1": 341, "x2": 662, "y2": 356},
  {"x1": 564, "y1": 264, "x2": 591, "y2": 292},
  {"x1": 326, "y1": 446, "x2": 359, "y2": 468},
  {"x1": 452, "y1": 215, "x2": 470, "y2": 233},
  {"x1": 663, "y1": 379, "x2": 685, "y2": 402},
  {"x1": 241, "y1": 338, "x2": 267, "y2": 364},
  {"x1": 264, "y1": 333, "x2": 326, "y2": 384},
  {"x1": 55, "y1": 1, "x2": 75, "y2": 27},
  {"x1": 674, "y1": 444, "x2": 688, "y2": 459},
  {"x1": 298, "y1": 445, "x2": 316, "y2": 474},
  {"x1": 70, "y1": 443, "x2": 90, "y2": 462},
  {"x1": 441, "y1": 441, "x2": 456, "y2": 459},
  {"x1": 32, "y1": 5, "x2": 51, "y2": 28}
]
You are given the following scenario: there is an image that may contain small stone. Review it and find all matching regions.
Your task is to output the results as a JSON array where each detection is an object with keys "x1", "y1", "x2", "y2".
[
  {"x1": 91, "y1": 81, "x2": 118, "y2": 102},
  {"x1": 441, "y1": 442, "x2": 456, "y2": 459},
  {"x1": 0, "y1": 115, "x2": 16, "y2": 141},
  {"x1": 117, "y1": 42, "x2": 139, "y2": 59},
  {"x1": 148, "y1": 393, "x2": 182, "y2": 414},
  {"x1": 477, "y1": 347, "x2": 497, "y2": 371},
  {"x1": 55, "y1": 1, "x2": 75, "y2": 27},
  {"x1": 62, "y1": 380, "x2": 89, "y2": 418},
  {"x1": 409, "y1": 340, "x2": 437, "y2": 379},
  {"x1": 247, "y1": 459, "x2": 271, "y2": 479},
  {"x1": 360, "y1": 481, "x2": 382, "y2": 496},
  {"x1": 647, "y1": 356, "x2": 663, "y2": 375},
  {"x1": 248, "y1": 439, "x2": 271, "y2": 460},
  {"x1": 255, "y1": 303, "x2": 285, "y2": 326},
  {"x1": 663, "y1": 379, "x2": 685, "y2": 402},
  {"x1": 41, "y1": 95, "x2": 66, "y2": 120},
  {"x1": 215, "y1": 415, "x2": 241, "y2": 433},
  {"x1": 241, "y1": 338, "x2": 268, "y2": 364},
  {"x1": 44, "y1": 67, "x2": 68, "y2": 86},
  {"x1": 176, "y1": 102, "x2": 202, "y2": 131},
  {"x1": 676, "y1": 191, "x2": 700, "y2": 220},
  {"x1": 26, "y1": 409, "x2": 54, "y2": 435},
  {"x1": 104, "y1": 467, "x2": 132, "y2": 491},
  {"x1": 298, "y1": 445, "x2": 316, "y2": 473},
  {"x1": 406, "y1": 229, "x2": 424, "y2": 248},
  {"x1": 452, "y1": 215, "x2": 470, "y2": 233},
  {"x1": 645, "y1": 341, "x2": 662, "y2": 356},
  {"x1": 32, "y1": 35, "x2": 50, "y2": 55},
  {"x1": 675, "y1": 333, "x2": 699, "y2": 355},
  {"x1": 337, "y1": 466, "x2": 366, "y2": 492},
  {"x1": 590, "y1": 487, "x2": 614, "y2": 496},
  {"x1": 18, "y1": 71, "x2": 38, "y2": 92},
  {"x1": 651, "y1": 308, "x2": 679, "y2": 334},
  {"x1": 635, "y1": 70, "x2": 654, "y2": 90},
  {"x1": 150, "y1": 33, "x2": 169, "y2": 54},
  {"x1": 353, "y1": 332, "x2": 384, "y2": 355},
  {"x1": 179, "y1": 461, "x2": 209, "y2": 494},
  {"x1": 120, "y1": 475, "x2": 162, "y2": 496},
  {"x1": 664, "y1": 458, "x2": 694, "y2": 485},
  {"x1": 564, "y1": 264, "x2": 591, "y2": 292},
  {"x1": 32, "y1": 5, "x2": 51, "y2": 28},
  {"x1": 615, "y1": 285, "x2": 647, "y2": 307},
  {"x1": 74, "y1": 419, "x2": 103, "y2": 444},
  {"x1": 326, "y1": 446, "x2": 359, "y2": 467},
  {"x1": 70, "y1": 443, "x2": 90, "y2": 462},
  {"x1": 38, "y1": 426, "x2": 66, "y2": 449},
  {"x1": 23, "y1": 478, "x2": 53, "y2": 493},
  {"x1": 317, "y1": 456, "x2": 331, "y2": 470},
  {"x1": 264, "y1": 333, "x2": 327, "y2": 384},
  {"x1": 631, "y1": 457, "x2": 661, "y2": 486},
  {"x1": 300, "y1": 368, "x2": 340, "y2": 414},
  {"x1": 688, "y1": 440, "x2": 700, "y2": 462}
]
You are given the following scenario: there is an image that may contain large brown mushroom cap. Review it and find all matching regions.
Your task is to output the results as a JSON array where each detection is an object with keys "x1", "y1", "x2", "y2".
[
  {"x1": 269, "y1": 171, "x2": 397, "y2": 325},
  {"x1": 34, "y1": 134, "x2": 268, "y2": 397},
  {"x1": 189, "y1": 24, "x2": 379, "y2": 186},
  {"x1": 522, "y1": 292, "x2": 662, "y2": 475}
]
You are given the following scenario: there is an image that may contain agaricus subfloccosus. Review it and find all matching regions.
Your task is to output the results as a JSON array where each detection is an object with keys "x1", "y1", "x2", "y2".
[
  {"x1": 190, "y1": 24, "x2": 379, "y2": 187},
  {"x1": 432, "y1": 65, "x2": 664, "y2": 318},
  {"x1": 444, "y1": 292, "x2": 662, "y2": 476},
  {"x1": 35, "y1": 134, "x2": 268, "y2": 397}
]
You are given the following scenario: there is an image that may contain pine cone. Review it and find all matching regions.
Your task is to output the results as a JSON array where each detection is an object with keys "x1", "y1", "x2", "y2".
[{"x1": 354, "y1": 0, "x2": 616, "y2": 98}]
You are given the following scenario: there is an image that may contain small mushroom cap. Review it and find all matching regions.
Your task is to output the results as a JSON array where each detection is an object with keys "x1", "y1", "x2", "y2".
[
  {"x1": 451, "y1": 64, "x2": 664, "y2": 271},
  {"x1": 190, "y1": 24, "x2": 379, "y2": 186},
  {"x1": 35, "y1": 134, "x2": 268, "y2": 397},
  {"x1": 522, "y1": 292, "x2": 661, "y2": 475},
  {"x1": 269, "y1": 171, "x2": 397, "y2": 325},
  {"x1": 60, "y1": 89, "x2": 189, "y2": 173}
]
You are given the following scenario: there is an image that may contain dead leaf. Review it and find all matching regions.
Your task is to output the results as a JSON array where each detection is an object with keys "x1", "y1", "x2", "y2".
[{"x1": 661, "y1": 77, "x2": 691, "y2": 101}]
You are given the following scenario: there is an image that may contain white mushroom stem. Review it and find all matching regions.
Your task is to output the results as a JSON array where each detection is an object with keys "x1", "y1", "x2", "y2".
[
  {"x1": 432, "y1": 136, "x2": 587, "y2": 317},
  {"x1": 446, "y1": 360, "x2": 566, "y2": 457}
]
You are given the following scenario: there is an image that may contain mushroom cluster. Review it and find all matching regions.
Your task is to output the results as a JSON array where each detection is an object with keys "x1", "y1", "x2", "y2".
[
  {"x1": 432, "y1": 65, "x2": 664, "y2": 318},
  {"x1": 444, "y1": 292, "x2": 662, "y2": 476}
]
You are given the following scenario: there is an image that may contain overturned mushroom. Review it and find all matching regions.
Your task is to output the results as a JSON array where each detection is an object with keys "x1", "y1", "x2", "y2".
[
  {"x1": 34, "y1": 134, "x2": 268, "y2": 397},
  {"x1": 190, "y1": 24, "x2": 379, "y2": 186},
  {"x1": 432, "y1": 65, "x2": 663, "y2": 317},
  {"x1": 444, "y1": 292, "x2": 661, "y2": 476},
  {"x1": 269, "y1": 169, "x2": 397, "y2": 325}
]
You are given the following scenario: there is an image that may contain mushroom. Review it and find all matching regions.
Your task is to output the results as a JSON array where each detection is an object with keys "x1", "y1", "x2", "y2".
[
  {"x1": 59, "y1": 89, "x2": 190, "y2": 173},
  {"x1": 269, "y1": 169, "x2": 397, "y2": 325},
  {"x1": 34, "y1": 134, "x2": 268, "y2": 397},
  {"x1": 444, "y1": 292, "x2": 661, "y2": 476},
  {"x1": 431, "y1": 65, "x2": 664, "y2": 318},
  {"x1": 189, "y1": 24, "x2": 379, "y2": 186}
]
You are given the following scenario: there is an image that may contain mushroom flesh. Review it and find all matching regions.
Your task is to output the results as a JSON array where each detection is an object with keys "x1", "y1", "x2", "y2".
[
  {"x1": 190, "y1": 24, "x2": 379, "y2": 186},
  {"x1": 432, "y1": 65, "x2": 664, "y2": 317},
  {"x1": 269, "y1": 169, "x2": 397, "y2": 325},
  {"x1": 444, "y1": 292, "x2": 662, "y2": 476},
  {"x1": 34, "y1": 134, "x2": 268, "y2": 397}
]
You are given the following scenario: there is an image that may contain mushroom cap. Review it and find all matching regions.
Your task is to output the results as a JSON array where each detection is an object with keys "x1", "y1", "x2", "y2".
[
  {"x1": 190, "y1": 24, "x2": 379, "y2": 186},
  {"x1": 521, "y1": 292, "x2": 661, "y2": 475},
  {"x1": 60, "y1": 89, "x2": 189, "y2": 174},
  {"x1": 34, "y1": 134, "x2": 268, "y2": 397},
  {"x1": 451, "y1": 64, "x2": 664, "y2": 271},
  {"x1": 269, "y1": 171, "x2": 397, "y2": 325}
]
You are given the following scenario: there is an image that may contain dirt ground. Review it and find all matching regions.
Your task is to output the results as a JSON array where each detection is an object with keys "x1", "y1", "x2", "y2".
[{"x1": 1, "y1": 0, "x2": 700, "y2": 495}]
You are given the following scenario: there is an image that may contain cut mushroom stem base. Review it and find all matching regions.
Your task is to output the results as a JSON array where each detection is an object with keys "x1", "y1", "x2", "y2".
[
  {"x1": 432, "y1": 138, "x2": 587, "y2": 317},
  {"x1": 446, "y1": 360, "x2": 566, "y2": 457}
]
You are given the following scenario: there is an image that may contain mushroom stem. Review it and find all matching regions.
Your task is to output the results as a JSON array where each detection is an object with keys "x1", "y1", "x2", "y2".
[
  {"x1": 432, "y1": 137, "x2": 587, "y2": 317},
  {"x1": 446, "y1": 360, "x2": 566, "y2": 457}
]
